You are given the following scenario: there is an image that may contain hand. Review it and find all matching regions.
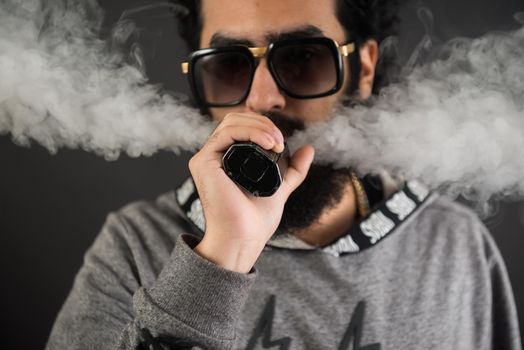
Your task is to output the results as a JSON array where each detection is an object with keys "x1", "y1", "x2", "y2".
[{"x1": 189, "y1": 112, "x2": 314, "y2": 273}]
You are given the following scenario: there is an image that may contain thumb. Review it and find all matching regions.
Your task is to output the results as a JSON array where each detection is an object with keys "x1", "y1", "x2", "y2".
[{"x1": 279, "y1": 145, "x2": 315, "y2": 199}]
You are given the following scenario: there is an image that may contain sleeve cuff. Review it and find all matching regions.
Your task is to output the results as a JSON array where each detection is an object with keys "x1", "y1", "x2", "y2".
[{"x1": 145, "y1": 234, "x2": 257, "y2": 340}]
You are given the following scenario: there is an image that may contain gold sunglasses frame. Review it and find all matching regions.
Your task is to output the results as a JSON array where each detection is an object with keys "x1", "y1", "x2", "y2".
[{"x1": 181, "y1": 39, "x2": 354, "y2": 74}]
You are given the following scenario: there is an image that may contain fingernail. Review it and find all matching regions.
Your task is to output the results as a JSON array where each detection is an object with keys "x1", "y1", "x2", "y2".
[{"x1": 274, "y1": 143, "x2": 285, "y2": 153}]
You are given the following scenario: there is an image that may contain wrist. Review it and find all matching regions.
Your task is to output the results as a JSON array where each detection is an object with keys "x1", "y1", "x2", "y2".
[{"x1": 194, "y1": 235, "x2": 263, "y2": 273}]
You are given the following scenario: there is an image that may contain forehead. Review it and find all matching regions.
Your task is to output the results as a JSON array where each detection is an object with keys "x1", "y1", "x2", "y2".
[{"x1": 200, "y1": 0, "x2": 345, "y2": 47}]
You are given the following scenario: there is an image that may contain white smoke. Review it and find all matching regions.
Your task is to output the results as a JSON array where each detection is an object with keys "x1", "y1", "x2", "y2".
[
  {"x1": 288, "y1": 20, "x2": 524, "y2": 207},
  {"x1": 0, "y1": 0, "x2": 214, "y2": 160},
  {"x1": 1, "y1": 0, "x2": 524, "y2": 209}
]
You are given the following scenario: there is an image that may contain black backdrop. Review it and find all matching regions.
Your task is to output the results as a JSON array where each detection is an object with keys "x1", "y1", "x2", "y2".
[{"x1": 1, "y1": 0, "x2": 523, "y2": 349}]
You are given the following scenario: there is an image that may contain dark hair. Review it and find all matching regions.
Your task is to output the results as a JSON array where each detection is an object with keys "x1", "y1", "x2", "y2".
[{"x1": 171, "y1": 0, "x2": 402, "y2": 94}]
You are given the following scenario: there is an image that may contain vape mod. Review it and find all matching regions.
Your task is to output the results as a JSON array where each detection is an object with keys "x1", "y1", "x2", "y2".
[{"x1": 222, "y1": 142, "x2": 289, "y2": 197}]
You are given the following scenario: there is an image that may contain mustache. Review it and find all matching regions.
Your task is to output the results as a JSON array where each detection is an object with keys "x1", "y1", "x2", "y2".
[{"x1": 262, "y1": 112, "x2": 305, "y2": 139}]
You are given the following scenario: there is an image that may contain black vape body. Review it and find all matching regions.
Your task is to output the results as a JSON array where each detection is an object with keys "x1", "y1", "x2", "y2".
[{"x1": 222, "y1": 142, "x2": 289, "y2": 197}]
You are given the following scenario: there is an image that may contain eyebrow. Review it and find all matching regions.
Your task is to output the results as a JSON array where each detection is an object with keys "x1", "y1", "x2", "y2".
[{"x1": 209, "y1": 25, "x2": 325, "y2": 48}]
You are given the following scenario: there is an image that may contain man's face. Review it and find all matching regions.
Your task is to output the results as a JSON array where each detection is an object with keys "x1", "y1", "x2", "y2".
[
  {"x1": 198, "y1": 0, "x2": 376, "y2": 236},
  {"x1": 199, "y1": 0, "x2": 350, "y2": 124}
]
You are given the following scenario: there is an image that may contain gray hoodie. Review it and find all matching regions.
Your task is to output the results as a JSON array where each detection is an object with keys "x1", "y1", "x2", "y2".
[{"x1": 46, "y1": 178, "x2": 521, "y2": 349}]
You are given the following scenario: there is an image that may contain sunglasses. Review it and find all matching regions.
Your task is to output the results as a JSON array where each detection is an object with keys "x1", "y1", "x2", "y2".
[{"x1": 181, "y1": 37, "x2": 355, "y2": 107}]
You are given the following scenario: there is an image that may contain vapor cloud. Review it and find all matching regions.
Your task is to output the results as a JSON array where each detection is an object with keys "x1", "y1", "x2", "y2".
[
  {"x1": 289, "y1": 22, "x2": 524, "y2": 206},
  {"x1": 0, "y1": 0, "x2": 214, "y2": 160},
  {"x1": 1, "y1": 0, "x2": 524, "y2": 210}
]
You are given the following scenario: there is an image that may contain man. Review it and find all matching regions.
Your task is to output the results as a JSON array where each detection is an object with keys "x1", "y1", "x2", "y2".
[{"x1": 46, "y1": 0, "x2": 521, "y2": 349}]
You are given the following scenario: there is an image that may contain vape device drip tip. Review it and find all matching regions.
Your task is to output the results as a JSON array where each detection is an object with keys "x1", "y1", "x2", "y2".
[{"x1": 222, "y1": 142, "x2": 290, "y2": 197}]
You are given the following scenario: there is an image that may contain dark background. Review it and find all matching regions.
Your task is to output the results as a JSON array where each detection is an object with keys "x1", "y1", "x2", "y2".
[{"x1": 1, "y1": 0, "x2": 524, "y2": 349}]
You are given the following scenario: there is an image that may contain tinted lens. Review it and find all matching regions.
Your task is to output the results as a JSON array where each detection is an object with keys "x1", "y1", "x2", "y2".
[
  {"x1": 193, "y1": 51, "x2": 252, "y2": 105},
  {"x1": 272, "y1": 42, "x2": 338, "y2": 97}
]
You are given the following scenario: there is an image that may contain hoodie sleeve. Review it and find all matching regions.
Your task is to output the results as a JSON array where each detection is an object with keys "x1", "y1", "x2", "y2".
[
  {"x1": 482, "y1": 229, "x2": 522, "y2": 350},
  {"x1": 45, "y1": 212, "x2": 257, "y2": 350}
]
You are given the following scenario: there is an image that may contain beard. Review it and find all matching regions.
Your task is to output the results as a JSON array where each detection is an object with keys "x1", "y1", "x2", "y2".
[
  {"x1": 278, "y1": 163, "x2": 351, "y2": 234},
  {"x1": 262, "y1": 111, "x2": 352, "y2": 235}
]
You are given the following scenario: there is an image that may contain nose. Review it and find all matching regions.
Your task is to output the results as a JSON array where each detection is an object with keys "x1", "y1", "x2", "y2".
[{"x1": 244, "y1": 59, "x2": 286, "y2": 113}]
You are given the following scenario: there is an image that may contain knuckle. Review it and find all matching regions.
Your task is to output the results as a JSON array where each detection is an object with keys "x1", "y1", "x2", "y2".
[
  {"x1": 188, "y1": 155, "x2": 199, "y2": 171},
  {"x1": 220, "y1": 124, "x2": 233, "y2": 132},
  {"x1": 222, "y1": 112, "x2": 238, "y2": 123},
  {"x1": 257, "y1": 121, "x2": 273, "y2": 132},
  {"x1": 214, "y1": 121, "x2": 226, "y2": 132},
  {"x1": 261, "y1": 114, "x2": 274, "y2": 124}
]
